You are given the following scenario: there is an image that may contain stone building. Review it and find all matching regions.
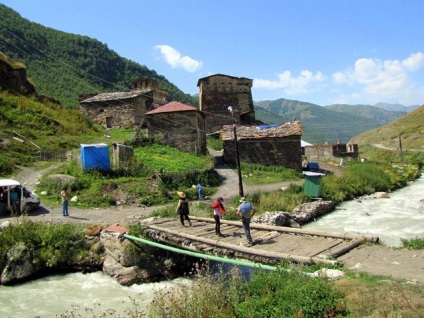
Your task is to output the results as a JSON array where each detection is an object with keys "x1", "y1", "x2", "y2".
[
  {"x1": 221, "y1": 121, "x2": 303, "y2": 171},
  {"x1": 145, "y1": 101, "x2": 206, "y2": 155},
  {"x1": 304, "y1": 143, "x2": 359, "y2": 162},
  {"x1": 197, "y1": 74, "x2": 256, "y2": 134},
  {"x1": 79, "y1": 79, "x2": 167, "y2": 129}
]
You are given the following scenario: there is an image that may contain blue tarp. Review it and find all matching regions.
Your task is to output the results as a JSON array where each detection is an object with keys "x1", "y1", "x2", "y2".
[
  {"x1": 257, "y1": 124, "x2": 279, "y2": 130},
  {"x1": 80, "y1": 143, "x2": 111, "y2": 171}
]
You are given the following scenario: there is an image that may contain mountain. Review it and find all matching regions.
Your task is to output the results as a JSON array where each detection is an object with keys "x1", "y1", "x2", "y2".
[
  {"x1": 255, "y1": 98, "x2": 387, "y2": 144},
  {"x1": 324, "y1": 104, "x2": 405, "y2": 124},
  {"x1": 373, "y1": 102, "x2": 420, "y2": 113},
  {"x1": 0, "y1": 4, "x2": 197, "y2": 108},
  {"x1": 350, "y1": 104, "x2": 424, "y2": 151}
]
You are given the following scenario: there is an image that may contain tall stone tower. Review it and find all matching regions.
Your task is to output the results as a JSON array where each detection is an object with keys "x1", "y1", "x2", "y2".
[{"x1": 197, "y1": 74, "x2": 256, "y2": 133}]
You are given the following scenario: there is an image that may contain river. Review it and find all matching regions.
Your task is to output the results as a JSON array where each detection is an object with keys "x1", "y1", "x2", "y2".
[
  {"x1": 304, "y1": 175, "x2": 424, "y2": 247},
  {"x1": 2, "y1": 176, "x2": 424, "y2": 317},
  {"x1": 0, "y1": 272, "x2": 192, "y2": 317}
]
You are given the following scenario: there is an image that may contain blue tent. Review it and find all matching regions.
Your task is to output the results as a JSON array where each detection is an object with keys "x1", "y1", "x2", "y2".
[{"x1": 80, "y1": 143, "x2": 111, "y2": 171}]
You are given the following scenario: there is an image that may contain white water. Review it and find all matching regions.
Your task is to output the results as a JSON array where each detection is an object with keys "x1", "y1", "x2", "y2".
[
  {"x1": 304, "y1": 175, "x2": 424, "y2": 247},
  {"x1": 0, "y1": 272, "x2": 191, "y2": 318}
]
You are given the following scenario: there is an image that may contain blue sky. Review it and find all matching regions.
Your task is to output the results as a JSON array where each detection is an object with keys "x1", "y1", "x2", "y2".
[{"x1": 1, "y1": 0, "x2": 423, "y2": 106}]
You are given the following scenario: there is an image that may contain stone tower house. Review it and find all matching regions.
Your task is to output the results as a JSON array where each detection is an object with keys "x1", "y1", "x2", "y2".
[{"x1": 197, "y1": 74, "x2": 256, "y2": 133}]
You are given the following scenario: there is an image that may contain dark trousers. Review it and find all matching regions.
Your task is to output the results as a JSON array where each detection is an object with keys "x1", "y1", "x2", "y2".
[
  {"x1": 179, "y1": 213, "x2": 191, "y2": 225},
  {"x1": 242, "y1": 217, "x2": 253, "y2": 243},
  {"x1": 214, "y1": 215, "x2": 221, "y2": 234}
]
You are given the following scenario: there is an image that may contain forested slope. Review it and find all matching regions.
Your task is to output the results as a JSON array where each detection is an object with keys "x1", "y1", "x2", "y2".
[{"x1": 0, "y1": 4, "x2": 197, "y2": 108}]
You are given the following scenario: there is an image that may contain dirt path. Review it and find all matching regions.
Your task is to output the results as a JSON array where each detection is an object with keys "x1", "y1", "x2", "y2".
[{"x1": 2, "y1": 160, "x2": 424, "y2": 284}]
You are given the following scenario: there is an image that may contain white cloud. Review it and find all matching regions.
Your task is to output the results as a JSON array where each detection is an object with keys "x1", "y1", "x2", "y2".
[
  {"x1": 402, "y1": 52, "x2": 424, "y2": 71},
  {"x1": 331, "y1": 52, "x2": 424, "y2": 104},
  {"x1": 254, "y1": 70, "x2": 325, "y2": 95},
  {"x1": 154, "y1": 45, "x2": 202, "y2": 72}
]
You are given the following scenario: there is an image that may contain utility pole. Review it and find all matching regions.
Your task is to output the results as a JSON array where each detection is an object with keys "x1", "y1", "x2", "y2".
[{"x1": 228, "y1": 106, "x2": 244, "y2": 197}]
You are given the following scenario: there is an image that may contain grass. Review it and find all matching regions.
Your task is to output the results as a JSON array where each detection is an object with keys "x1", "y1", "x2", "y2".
[
  {"x1": 146, "y1": 262, "x2": 424, "y2": 318},
  {"x1": 134, "y1": 143, "x2": 214, "y2": 173},
  {"x1": 401, "y1": 237, "x2": 424, "y2": 249},
  {"x1": 240, "y1": 162, "x2": 303, "y2": 185}
]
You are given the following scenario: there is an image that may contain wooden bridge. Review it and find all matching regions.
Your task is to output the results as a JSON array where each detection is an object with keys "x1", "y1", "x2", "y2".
[{"x1": 141, "y1": 216, "x2": 380, "y2": 266}]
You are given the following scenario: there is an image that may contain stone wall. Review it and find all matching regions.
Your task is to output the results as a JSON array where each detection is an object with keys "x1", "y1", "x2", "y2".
[
  {"x1": 146, "y1": 111, "x2": 206, "y2": 154},
  {"x1": 198, "y1": 74, "x2": 255, "y2": 133},
  {"x1": 304, "y1": 143, "x2": 359, "y2": 162},
  {"x1": 223, "y1": 136, "x2": 302, "y2": 171},
  {"x1": 80, "y1": 94, "x2": 151, "y2": 129}
]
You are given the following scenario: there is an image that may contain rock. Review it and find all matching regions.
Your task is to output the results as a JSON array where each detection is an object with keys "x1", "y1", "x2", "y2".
[
  {"x1": 1, "y1": 221, "x2": 11, "y2": 230},
  {"x1": 291, "y1": 201, "x2": 336, "y2": 225},
  {"x1": 70, "y1": 196, "x2": 78, "y2": 202},
  {"x1": 1, "y1": 243, "x2": 40, "y2": 285},
  {"x1": 374, "y1": 192, "x2": 389, "y2": 198},
  {"x1": 311, "y1": 268, "x2": 345, "y2": 280}
]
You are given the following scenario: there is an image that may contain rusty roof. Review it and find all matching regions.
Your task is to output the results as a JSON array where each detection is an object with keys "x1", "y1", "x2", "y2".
[
  {"x1": 145, "y1": 101, "x2": 198, "y2": 115},
  {"x1": 80, "y1": 89, "x2": 151, "y2": 103},
  {"x1": 221, "y1": 121, "x2": 302, "y2": 140}
]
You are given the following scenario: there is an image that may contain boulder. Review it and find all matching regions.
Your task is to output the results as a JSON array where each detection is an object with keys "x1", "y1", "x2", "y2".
[
  {"x1": 1, "y1": 242, "x2": 41, "y2": 285},
  {"x1": 291, "y1": 200, "x2": 336, "y2": 225}
]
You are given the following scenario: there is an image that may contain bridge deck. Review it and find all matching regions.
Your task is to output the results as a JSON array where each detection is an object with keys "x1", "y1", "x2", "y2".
[{"x1": 141, "y1": 216, "x2": 379, "y2": 265}]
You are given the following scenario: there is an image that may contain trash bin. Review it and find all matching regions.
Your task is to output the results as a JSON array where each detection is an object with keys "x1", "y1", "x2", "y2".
[{"x1": 303, "y1": 171, "x2": 325, "y2": 197}]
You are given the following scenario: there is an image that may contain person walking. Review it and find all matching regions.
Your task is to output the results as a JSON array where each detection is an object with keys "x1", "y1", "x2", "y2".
[
  {"x1": 176, "y1": 191, "x2": 192, "y2": 226},
  {"x1": 237, "y1": 197, "x2": 255, "y2": 246},
  {"x1": 60, "y1": 187, "x2": 69, "y2": 216},
  {"x1": 196, "y1": 183, "x2": 204, "y2": 200},
  {"x1": 211, "y1": 197, "x2": 226, "y2": 236}
]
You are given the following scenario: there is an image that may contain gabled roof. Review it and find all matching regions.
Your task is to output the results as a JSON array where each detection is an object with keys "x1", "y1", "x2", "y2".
[
  {"x1": 221, "y1": 121, "x2": 302, "y2": 141},
  {"x1": 80, "y1": 89, "x2": 151, "y2": 103},
  {"x1": 145, "y1": 101, "x2": 198, "y2": 115}
]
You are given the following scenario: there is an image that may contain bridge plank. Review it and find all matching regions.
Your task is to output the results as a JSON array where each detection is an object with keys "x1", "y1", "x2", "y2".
[{"x1": 140, "y1": 217, "x2": 376, "y2": 265}]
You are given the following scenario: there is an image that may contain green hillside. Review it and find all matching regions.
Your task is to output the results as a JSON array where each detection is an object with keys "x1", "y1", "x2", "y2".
[
  {"x1": 325, "y1": 104, "x2": 405, "y2": 124},
  {"x1": 350, "y1": 105, "x2": 424, "y2": 152},
  {"x1": 255, "y1": 98, "x2": 384, "y2": 144},
  {"x1": 254, "y1": 105, "x2": 287, "y2": 125},
  {"x1": 0, "y1": 4, "x2": 197, "y2": 108}
]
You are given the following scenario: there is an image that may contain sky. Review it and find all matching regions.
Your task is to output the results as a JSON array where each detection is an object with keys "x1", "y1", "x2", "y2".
[{"x1": 1, "y1": 0, "x2": 424, "y2": 106}]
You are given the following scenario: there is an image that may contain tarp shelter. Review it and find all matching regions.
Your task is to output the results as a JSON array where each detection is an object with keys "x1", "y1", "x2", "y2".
[
  {"x1": 303, "y1": 171, "x2": 325, "y2": 197},
  {"x1": 80, "y1": 143, "x2": 111, "y2": 171}
]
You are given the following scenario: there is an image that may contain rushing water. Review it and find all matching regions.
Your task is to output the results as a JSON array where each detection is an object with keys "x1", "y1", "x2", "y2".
[
  {"x1": 0, "y1": 272, "x2": 191, "y2": 318},
  {"x1": 304, "y1": 175, "x2": 424, "y2": 247}
]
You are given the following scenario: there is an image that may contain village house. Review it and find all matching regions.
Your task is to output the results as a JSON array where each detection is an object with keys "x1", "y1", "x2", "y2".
[
  {"x1": 304, "y1": 142, "x2": 359, "y2": 163},
  {"x1": 221, "y1": 121, "x2": 303, "y2": 171},
  {"x1": 197, "y1": 74, "x2": 257, "y2": 134},
  {"x1": 79, "y1": 79, "x2": 167, "y2": 129},
  {"x1": 145, "y1": 101, "x2": 207, "y2": 155}
]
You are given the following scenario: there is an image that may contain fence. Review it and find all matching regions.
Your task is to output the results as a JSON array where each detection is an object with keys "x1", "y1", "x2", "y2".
[{"x1": 39, "y1": 149, "x2": 72, "y2": 162}]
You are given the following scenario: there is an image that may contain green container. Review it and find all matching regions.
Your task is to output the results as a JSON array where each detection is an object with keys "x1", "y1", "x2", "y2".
[{"x1": 303, "y1": 172, "x2": 323, "y2": 197}]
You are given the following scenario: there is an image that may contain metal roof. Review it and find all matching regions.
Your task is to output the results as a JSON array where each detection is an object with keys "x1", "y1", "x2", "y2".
[{"x1": 145, "y1": 101, "x2": 198, "y2": 115}]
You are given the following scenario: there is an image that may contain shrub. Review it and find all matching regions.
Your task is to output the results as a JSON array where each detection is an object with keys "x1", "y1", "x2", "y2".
[{"x1": 0, "y1": 219, "x2": 88, "y2": 270}]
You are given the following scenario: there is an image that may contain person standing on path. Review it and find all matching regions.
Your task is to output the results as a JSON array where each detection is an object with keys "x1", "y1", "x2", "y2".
[
  {"x1": 211, "y1": 197, "x2": 226, "y2": 236},
  {"x1": 60, "y1": 187, "x2": 69, "y2": 216},
  {"x1": 196, "y1": 183, "x2": 204, "y2": 200},
  {"x1": 176, "y1": 191, "x2": 192, "y2": 226},
  {"x1": 237, "y1": 197, "x2": 255, "y2": 246}
]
